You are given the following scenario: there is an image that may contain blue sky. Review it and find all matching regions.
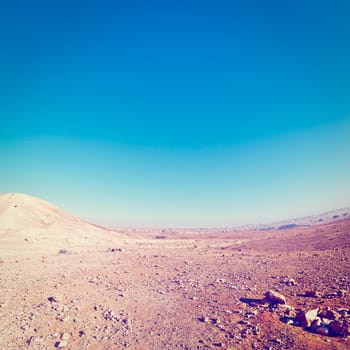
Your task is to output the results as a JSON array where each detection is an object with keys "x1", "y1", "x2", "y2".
[{"x1": 1, "y1": 1, "x2": 349, "y2": 226}]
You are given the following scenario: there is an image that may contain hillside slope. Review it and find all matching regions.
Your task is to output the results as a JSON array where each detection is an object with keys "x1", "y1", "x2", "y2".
[{"x1": 0, "y1": 193, "x2": 123, "y2": 255}]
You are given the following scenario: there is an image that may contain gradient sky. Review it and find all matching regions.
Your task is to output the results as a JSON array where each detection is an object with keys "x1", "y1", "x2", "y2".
[{"x1": 1, "y1": 0, "x2": 350, "y2": 227}]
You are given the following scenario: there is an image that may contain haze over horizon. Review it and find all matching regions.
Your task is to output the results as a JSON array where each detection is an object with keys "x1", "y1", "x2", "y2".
[{"x1": 1, "y1": 1, "x2": 350, "y2": 227}]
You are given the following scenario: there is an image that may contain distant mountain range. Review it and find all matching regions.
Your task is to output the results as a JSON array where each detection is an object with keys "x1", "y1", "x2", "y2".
[{"x1": 240, "y1": 207, "x2": 350, "y2": 231}]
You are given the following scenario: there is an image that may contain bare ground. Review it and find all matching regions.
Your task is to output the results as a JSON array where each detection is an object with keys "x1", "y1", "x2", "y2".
[{"x1": 0, "y1": 219, "x2": 349, "y2": 349}]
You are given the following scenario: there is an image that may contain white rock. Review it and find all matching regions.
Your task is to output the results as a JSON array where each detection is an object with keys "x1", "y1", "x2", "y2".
[{"x1": 61, "y1": 333, "x2": 70, "y2": 340}]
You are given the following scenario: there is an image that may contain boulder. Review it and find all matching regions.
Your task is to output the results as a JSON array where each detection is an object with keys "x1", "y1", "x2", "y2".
[
  {"x1": 329, "y1": 320, "x2": 349, "y2": 337},
  {"x1": 296, "y1": 308, "x2": 319, "y2": 328},
  {"x1": 318, "y1": 308, "x2": 341, "y2": 320}
]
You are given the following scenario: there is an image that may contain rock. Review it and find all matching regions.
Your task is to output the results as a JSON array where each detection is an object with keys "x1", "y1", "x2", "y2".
[
  {"x1": 337, "y1": 289, "x2": 347, "y2": 297},
  {"x1": 281, "y1": 317, "x2": 295, "y2": 325},
  {"x1": 338, "y1": 308, "x2": 350, "y2": 317},
  {"x1": 110, "y1": 248, "x2": 124, "y2": 252},
  {"x1": 329, "y1": 320, "x2": 349, "y2": 337},
  {"x1": 48, "y1": 295, "x2": 63, "y2": 303},
  {"x1": 58, "y1": 249, "x2": 71, "y2": 255},
  {"x1": 296, "y1": 308, "x2": 319, "y2": 328},
  {"x1": 103, "y1": 309, "x2": 116, "y2": 321},
  {"x1": 318, "y1": 308, "x2": 341, "y2": 320},
  {"x1": 275, "y1": 303, "x2": 294, "y2": 316},
  {"x1": 305, "y1": 290, "x2": 322, "y2": 298},
  {"x1": 61, "y1": 333, "x2": 70, "y2": 340},
  {"x1": 212, "y1": 342, "x2": 223, "y2": 347},
  {"x1": 55, "y1": 341, "x2": 68, "y2": 348},
  {"x1": 264, "y1": 290, "x2": 286, "y2": 304},
  {"x1": 281, "y1": 277, "x2": 297, "y2": 286},
  {"x1": 324, "y1": 291, "x2": 338, "y2": 299},
  {"x1": 314, "y1": 325, "x2": 330, "y2": 336},
  {"x1": 287, "y1": 278, "x2": 297, "y2": 286},
  {"x1": 27, "y1": 336, "x2": 38, "y2": 345},
  {"x1": 310, "y1": 318, "x2": 322, "y2": 331},
  {"x1": 244, "y1": 310, "x2": 258, "y2": 318}
]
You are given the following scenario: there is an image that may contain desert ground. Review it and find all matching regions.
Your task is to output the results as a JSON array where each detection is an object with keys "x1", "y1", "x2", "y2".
[{"x1": 0, "y1": 193, "x2": 349, "y2": 349}]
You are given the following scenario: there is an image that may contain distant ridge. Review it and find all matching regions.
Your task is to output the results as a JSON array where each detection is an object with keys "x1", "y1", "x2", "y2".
[{"x1": 242, "y1": 207, "x2": 350, "y2": 231}]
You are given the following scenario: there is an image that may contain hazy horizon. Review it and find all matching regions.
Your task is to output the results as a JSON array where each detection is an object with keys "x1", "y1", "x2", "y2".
[{"x1": 1, "y1": 1, "x2": 350, "y2": 227}]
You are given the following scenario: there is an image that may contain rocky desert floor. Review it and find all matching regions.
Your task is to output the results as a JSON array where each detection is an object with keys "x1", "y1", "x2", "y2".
[{"x1": 1, "y1": 218, "x2": 350, "y2": 349}]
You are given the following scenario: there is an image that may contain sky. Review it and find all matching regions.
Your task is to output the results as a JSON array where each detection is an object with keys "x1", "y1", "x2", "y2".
[{"x1": 1, "y1": 0, "x2": 350, "y2": 227}]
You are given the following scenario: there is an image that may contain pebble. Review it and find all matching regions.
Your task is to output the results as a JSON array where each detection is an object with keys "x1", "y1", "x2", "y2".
[
  {"x1": 55, "y1": 340, "x2": 68, "y2": 348},
  {"x1": 212, "y1": 342, "x2": 223, "y2": 347},
  {"x1": 61, "y1": 332, "x2": 70, "y2": 340},
  {"x1": 48, "y1": 295, "x2": 63, "y2": 303}
]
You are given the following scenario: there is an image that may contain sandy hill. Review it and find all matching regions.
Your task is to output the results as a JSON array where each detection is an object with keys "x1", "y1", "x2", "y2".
[{"x1": 0, "y1": 193, "x2": 123, "y2": 256}]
